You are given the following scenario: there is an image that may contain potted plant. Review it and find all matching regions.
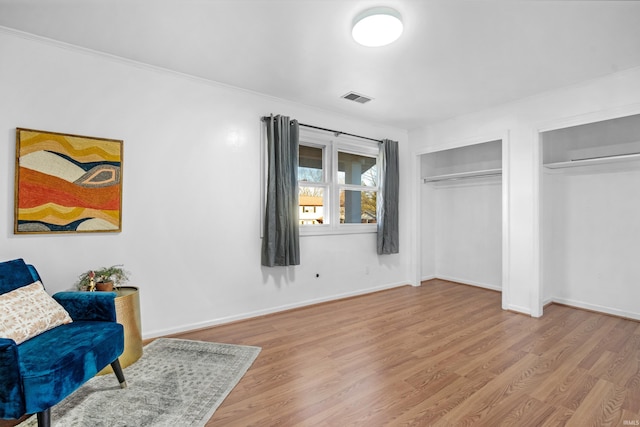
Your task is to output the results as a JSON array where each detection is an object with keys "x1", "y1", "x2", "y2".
[{"x1": 76, "y1": 265, "x2": 130, "y2": 292}]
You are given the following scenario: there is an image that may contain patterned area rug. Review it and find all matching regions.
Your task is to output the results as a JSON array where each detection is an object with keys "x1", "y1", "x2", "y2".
[{"x1": 20, "y1": 338, "x2": 261, "y2": 427}]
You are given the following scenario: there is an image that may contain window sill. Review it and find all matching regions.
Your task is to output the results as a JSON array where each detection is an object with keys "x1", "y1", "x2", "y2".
[{"x1": 299, "y1": 224, "x2": 377, "y2": 236}]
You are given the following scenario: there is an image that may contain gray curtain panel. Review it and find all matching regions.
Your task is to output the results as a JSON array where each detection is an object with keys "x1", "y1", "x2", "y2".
[
  {"x1": 261, "y1": 115, "x2": 300, "y2": 266},
  {"x1": 377, "y1": 139, "x2": 399, "y2": 254}
]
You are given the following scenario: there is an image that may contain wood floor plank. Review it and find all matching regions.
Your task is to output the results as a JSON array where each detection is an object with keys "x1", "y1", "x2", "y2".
[
  {"x1": 438, "y1": 352, "x2": 544, "y2": 424},
  {"x1": 479, "y1": 394, "x2": 555, "y2": 427},
  {"x1": 539, "y1": 406, "x2": 576, "y2": 427},
  {"x1": 625, "y1": 387, "x2": 640, "y2": 413},
  {"x1": 530, "y1": 319, "x2": 619, "y2": 407},
  {"x1": 393, "y1": 373, "x2": 496, "y2": 425},
  {"x1": 565, "y1": 379, "x2": 627, "y2": 427}
]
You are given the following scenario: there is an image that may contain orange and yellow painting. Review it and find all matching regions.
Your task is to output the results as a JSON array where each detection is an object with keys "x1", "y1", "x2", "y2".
[{"x1": 15, "y1": 128, "x2": 123, "y2": 233}]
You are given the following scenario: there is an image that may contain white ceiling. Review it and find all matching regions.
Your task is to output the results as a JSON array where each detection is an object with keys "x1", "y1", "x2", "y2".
[{"x1": 1, "y1": 0, "x2": 640, "y2": 130}]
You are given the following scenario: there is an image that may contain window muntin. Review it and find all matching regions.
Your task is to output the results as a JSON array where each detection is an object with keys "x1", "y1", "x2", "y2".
[{"x1": 297, "y1": 141, "x2": 329, "y2": 227}]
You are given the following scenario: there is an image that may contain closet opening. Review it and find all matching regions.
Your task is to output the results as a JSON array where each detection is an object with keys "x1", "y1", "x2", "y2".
[
  {"x1": 419, "y1": 139, "x2": 504, "y2": 297},
  {"x1": 540, "y1": 112, "x2": 640, "y2": 320}
]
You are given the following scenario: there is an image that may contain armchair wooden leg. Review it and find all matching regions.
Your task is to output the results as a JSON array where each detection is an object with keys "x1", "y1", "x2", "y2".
[
  {"x1": 36, "y1": 408, "x2": 51, "y2": 427},
  {"x1": 110, "y1": 358, "x2": 127, "y2": 389}
]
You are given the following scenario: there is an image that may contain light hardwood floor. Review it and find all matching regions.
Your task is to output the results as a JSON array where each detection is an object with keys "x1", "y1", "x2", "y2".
[
  {"x1": 174, "y1": 279, "x2": 640, "y2": 426},
  {"x1": 2, "y1": 279, "x2": 639, "y2": 426}
]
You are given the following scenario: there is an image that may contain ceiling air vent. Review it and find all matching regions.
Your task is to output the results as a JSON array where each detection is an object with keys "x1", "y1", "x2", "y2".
[{"x1": 341, "y1": 91, "x2": 373, "y2": 104}]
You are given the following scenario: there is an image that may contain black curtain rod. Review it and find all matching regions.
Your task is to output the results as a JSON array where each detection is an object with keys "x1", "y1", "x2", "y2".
[
  {"x1": 299, "y1": 123, "x2": 382, "y2": 143},
  {"x1": 261, "y1": 116, "x2": 382, "y2": 143}
]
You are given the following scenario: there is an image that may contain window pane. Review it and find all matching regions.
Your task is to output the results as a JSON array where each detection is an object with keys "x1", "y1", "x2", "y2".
[
  {"x1": 337, "y1": 152, "x2": 377, "y2": 186},
  {"x1": 299, "y1": 186, "x2": 325, "y2": 225},
  {"x1": 339, "y1": 190, "x2": 377, "y2": 224},
  {"x1": 299, "y1": 145, "x2": 323, "y2": 183}
]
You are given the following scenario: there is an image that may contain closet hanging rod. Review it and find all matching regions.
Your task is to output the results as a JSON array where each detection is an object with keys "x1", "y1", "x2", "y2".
[
  {"x1": 261, "y1": 116, "x2": 382, "y2": 143},
  {"x1": 571, "y1": 152, "x2": 640, "y2": 162},
  {"x1": 423, "y1": 171, "x2": 502, "y2": 183}
]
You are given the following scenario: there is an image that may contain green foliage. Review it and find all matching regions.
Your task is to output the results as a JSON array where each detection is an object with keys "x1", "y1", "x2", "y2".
[{"x1": 76, "y1": 265, "x2": 130, "y2": 290}]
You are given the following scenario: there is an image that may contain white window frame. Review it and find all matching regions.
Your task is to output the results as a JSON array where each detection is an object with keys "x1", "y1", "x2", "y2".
[
  {"x1": 299, "y1": 129, "x2": 379, "y2": 236},
  {"x1": 298, "y1": 137, "x2": 331, "y2": 229}
]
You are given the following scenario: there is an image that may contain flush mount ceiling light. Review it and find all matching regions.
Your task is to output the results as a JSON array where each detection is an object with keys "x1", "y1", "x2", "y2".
[{"x1": 352, "y1": 7, "x2": 403, "y2": 47}]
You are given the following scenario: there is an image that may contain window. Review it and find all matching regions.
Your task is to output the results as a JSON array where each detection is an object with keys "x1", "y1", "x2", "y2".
[
  {"x1": 337, "y1": 151, "x2": 378, "y2": 224},
  {"x1": 299, "y1": 144, "x2": 327, "y2": 225},
  {"x1": 298, "y1": 130, "x2": 379, "y2": 234}
]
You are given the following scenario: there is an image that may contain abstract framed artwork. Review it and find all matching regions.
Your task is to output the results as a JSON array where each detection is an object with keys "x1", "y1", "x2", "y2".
[{"x1": 15, "y1": 128, "x2": 123, "y2": 234}]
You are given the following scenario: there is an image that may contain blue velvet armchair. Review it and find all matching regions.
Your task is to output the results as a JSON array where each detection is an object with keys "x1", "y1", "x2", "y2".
[{"x1": 0, "y1": 258, "x2": 126, "y2": 427}]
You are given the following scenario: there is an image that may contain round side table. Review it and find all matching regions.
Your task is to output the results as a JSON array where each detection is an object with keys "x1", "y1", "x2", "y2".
[{"x1": 98, "y1": 286, "x2": 142, "y2": 375}]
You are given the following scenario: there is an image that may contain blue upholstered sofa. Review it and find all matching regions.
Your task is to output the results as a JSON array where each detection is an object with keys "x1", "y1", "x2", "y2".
[{"x1": 0, "y1": 258, "x2": 126, "y2": 427}]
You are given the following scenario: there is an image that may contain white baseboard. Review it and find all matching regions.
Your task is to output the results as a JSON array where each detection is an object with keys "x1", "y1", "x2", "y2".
[
  {"x1": 550, "y1": 297, "x2": 640, "y2": 321},
  {"x1": 144, "y1": 281, "x2": 409, "y2": 339},
  {"x1": 431, "y1": 274, "x2": 502, "y2": 292},
  {"x1": 506, "y1": 304, "x2": 532, "y2": 316},
  {"x1": 420, "y1": 274, "x2": 436, "y2": 282}
]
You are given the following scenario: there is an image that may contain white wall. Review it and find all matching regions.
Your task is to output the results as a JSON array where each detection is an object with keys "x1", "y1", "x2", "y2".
[
  {"x1": 432, "y1": 179, "x2": 502, "y2": 290},
  {"x1": 410, "y1": 64, "x2": 640, "y2": 317},
  {"x1": 420, "y1": 183, "x2": 436, "y2": 280},
  {"x1": 0, "y1": 29, "x2": 411, "y2": 337},
  {"x1": 542, "y1": 163, "x2": 640, "y2": 319}
]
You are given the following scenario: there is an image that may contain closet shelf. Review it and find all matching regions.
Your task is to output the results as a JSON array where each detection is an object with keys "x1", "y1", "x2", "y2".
[
  {"x1": 544, "y1": 152, "x2": 640, "y2": 169},
  {"x1": 422, "y1": 168, "x2": 502, "y2": 183}
]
